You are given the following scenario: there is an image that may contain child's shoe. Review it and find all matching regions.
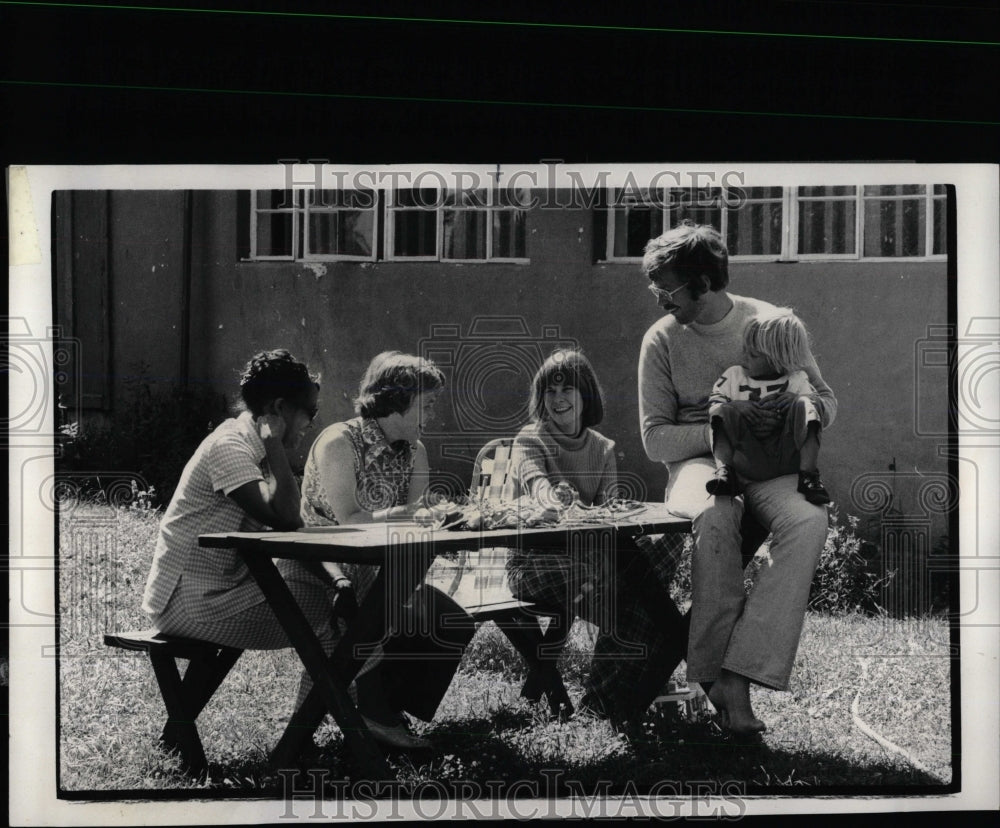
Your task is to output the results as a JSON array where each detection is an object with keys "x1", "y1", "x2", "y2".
[
  {"x1": 706, "y1": 465, "x2": 737, "y2": 497},
  {"x1": 797, "y1": 470, "x2": 831, "y2": 505}
]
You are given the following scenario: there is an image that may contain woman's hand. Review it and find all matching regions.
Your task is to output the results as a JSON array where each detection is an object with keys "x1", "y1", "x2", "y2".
[
  {"x1": 375, "y1": 502, "x2": 425, "y2": 523},
  {"x1": 256, "y1": 413, "x2": 286, "y2": 443}
]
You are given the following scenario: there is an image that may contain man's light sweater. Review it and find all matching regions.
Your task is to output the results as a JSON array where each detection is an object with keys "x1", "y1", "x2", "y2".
[{"x1": 638, "y1": 293, "x2": 838, "y2": 475}]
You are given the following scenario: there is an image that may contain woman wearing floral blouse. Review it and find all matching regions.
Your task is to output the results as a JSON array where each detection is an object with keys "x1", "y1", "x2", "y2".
[{"x1": 300, "y1": 350, "x2": 471, "y2": 750}]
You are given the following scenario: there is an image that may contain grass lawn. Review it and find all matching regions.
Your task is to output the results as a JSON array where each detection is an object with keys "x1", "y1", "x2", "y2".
[{"x1": 57, "y1": 504, "x2": 954, "y2": 795}]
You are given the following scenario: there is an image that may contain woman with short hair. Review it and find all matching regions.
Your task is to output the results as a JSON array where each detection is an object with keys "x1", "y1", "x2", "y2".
[
  {"x1": 300, "y1": 350, "x2": 473, "y2": 750},
  {"x1": 143, "y1": 349, "x2": 337, "y2": 712}
]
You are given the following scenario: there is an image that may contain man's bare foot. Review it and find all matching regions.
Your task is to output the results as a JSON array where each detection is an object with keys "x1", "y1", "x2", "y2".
[{"x1": 707, "y1": 669, "x2": 766, "y2": 735}]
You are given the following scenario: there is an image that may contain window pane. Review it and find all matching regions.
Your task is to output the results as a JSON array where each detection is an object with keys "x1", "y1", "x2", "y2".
[
  {"x1": 393, "y1": 210, "x2": 437, "y2": 256},
  {"x1": 666, "y1": 203, "x2": 722, "y2": 233},
  {"x1": 395, "y1": 188, "x2": 441, "y2": 208},
  {"x1": 443, "y1": 188, "x2": 489, "y2": 208},
  {"x1": 863, "y1": 184, "x2": 925, "y2": 198},
  {"x1": 798, "y1": 200, "x2": 856, "y2": 254},
  {"x1": 492, "y1": 210, "x2": 526, "y2": 258},
  {"x1": 742, "y1": 186, "x2": 783, "y2": 200},
  {"x1": 727, "y1": 201, "x2": 782, "y2": 256},
  {"x1": 255, "y1": 212, "x2": 294, "y2": 256},
  {"x1": 933, "y1": 197, "x2": 948, "y2": 255},
  {"x1": 799, "y1": 185, "x2": 854, "y2": 198},
  {"x1": 612, "y1": 204, "x2": 661, "y2": 258},
  {"x1": 863, "y1": 197, "x2": 924, "y2": 257},
  {"x1": 311, "y1": 189, "x2": 375, "y2": 209},
  {"x1": 256, "y1": 189, "x2": 296, "y2": 209},
  {"x1": 494, "y1": 187, "x2": 533, "y2": 208},
  {"x1": 308, "y1": 211, "x2": 373, "y2": 256},
  {"x1": 443, "y1": 210, "x2": 487, "y2": 259}
]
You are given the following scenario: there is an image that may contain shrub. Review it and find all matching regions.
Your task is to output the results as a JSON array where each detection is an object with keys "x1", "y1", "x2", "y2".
[
  {"x1": 58, "y1": 363, "x2": 227, "y2": 507},
  {"x1": 806, "y1": 506, "x2": 895, "y2": 614},
  {"x1": 668, "y1": 535, "x2": 695, "y2": 609},
  {"x1": 670, "y1": 507, "x2": 895, "y2": 616}
]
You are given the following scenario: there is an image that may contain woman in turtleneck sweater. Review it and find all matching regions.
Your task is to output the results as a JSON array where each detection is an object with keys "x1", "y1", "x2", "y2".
[
  {"x1": 506, "y1": 348, "x2": 689, "y2": 727},
  {"x1": 505, "y1": 348, "x2": 617, "y2": 617}
]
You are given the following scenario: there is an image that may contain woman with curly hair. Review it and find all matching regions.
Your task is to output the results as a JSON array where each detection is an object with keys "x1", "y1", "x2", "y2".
[{"x1": 143, "y1": 349, "x2": 338, "y2": 707}]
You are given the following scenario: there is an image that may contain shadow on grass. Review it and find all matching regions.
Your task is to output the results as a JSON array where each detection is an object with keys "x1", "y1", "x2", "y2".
[
  {"x1": 288, "y1": 709, "x2": 948, "y2": 797},
  {"x1": 80, "y1": 703, "x2": 947, "y2": 799}
]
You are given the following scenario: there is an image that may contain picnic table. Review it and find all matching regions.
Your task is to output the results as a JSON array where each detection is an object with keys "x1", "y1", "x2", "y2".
[{"x1": 197, "y1": 503, "x2": 692, "y2": 780}]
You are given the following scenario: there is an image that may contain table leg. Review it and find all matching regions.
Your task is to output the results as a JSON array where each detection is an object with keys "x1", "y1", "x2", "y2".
[
  {"x1": 263, "y1": 541, "x2": 435, "y2": 772},
  {"x1": 239, "y1": 550, "x2": 392, "y2": 781},
  {"x1": 496, "y1": 608, "x2": 573, "y2": 718}
]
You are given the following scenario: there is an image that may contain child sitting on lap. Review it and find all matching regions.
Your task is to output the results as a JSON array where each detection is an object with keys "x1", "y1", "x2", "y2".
[{"x1": 706, "y1": 308, "x2": 831, "y2": 505}]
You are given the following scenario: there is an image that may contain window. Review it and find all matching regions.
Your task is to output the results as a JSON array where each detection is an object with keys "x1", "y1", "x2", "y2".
[
  {"x1": 387, "y1": 187, "x2": 530, "y2": 262},
  {"x1": 861, "y1": 185, "x2": 947, "y2": 258},
  {"x1": 304, "y1": 189, "x2": 378, "y2": 260},
  {"x1": 251, "y1": 190, "x2": 300, "y2": 260},
  {"x1": 249, "y1": 189, "x2": 378, "y2": 261},
  {"x1": 726, "y1": 187, "x2": 784, "y2": 257},
  {"x1": 795, "y1": 186, "x2": 858, "y2": 258},
  {"x1": 603, "y1": 185, "x2": 947, "y2": 262},
  {"x1": 247, "y1": 188, "x2": 528, "y2": 263},
  {"x1": 606, "y1": 187, "x2": 784, "y2": 261}
]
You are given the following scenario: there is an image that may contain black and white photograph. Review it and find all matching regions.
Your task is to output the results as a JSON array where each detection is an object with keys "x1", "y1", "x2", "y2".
[
  {"x1": 9, "y1": 161, "x2": 999, "y2": 823},
  {"x1": 4, "y1": 2, "x2": 999, "y2": 824}
]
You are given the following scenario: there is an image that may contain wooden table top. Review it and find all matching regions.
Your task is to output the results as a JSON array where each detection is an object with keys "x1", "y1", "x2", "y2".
[{"x1": 199, "y1": 502, "x2": 691, "y2": 564}]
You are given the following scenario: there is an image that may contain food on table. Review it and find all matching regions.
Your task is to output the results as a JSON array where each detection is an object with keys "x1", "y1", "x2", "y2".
[{"x1": 417, "y1": 493, "x2": 647, "y2": 531}]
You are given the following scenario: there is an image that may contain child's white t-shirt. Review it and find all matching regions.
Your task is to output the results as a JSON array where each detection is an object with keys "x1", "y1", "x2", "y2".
[{"x1": 708, "y1": 366, "x2": 815, "y2": 417}]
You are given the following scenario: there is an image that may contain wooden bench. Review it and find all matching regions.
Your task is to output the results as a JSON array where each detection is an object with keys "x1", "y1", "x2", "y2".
[
  {"x1": 428, "y1": 547, "x2": 574, "y2": 717},
  {"x1": 107, "y1": 549, "x2": 572, "y2": 777},
  {"x1": 105, "y1": 563, "x2": 567, "y2": 777},
  {"x1": 102, "y1": 629, "x2": 243, "y2": 776}
]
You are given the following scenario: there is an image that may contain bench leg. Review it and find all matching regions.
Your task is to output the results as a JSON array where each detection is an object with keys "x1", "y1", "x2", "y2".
[
  {"x1": 148, "y1": 652, "x2": 209, "y2": 776},
  {"x1": 160, "y1": 647, "x2": 243, "y2": 765}
]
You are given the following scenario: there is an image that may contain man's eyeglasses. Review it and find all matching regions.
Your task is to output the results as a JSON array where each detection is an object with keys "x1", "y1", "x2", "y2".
[
  {"x1": 304, "y1": 405, "x2": 319, "y2": 423},
  {"x1": 648, "y1": 282, "x2": 688, "y2": 305}
]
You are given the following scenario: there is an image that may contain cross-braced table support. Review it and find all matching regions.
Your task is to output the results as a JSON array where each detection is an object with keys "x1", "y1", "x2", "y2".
[{"x1": 243, "y1": 539, "x2": 435, "y2": 777}]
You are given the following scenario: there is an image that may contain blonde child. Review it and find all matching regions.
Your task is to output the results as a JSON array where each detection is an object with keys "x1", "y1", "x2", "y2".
[{"x1": 705, "y1": 308, "x2": 830, "y2": 504}]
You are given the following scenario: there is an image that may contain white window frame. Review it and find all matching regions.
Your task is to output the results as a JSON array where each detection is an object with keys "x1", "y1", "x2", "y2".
[
  {"x1": 603, "y1": 187, "x2": 786, "y2": 263},
  {"x1": 604, "y1": 185, "x2": 947, "y2": 263},
  {"x1": 301, "y1": 189, "x2": 379, "y2": 262},
  {"x1": 249, "y1": 189, "x2": 300, "y2": 261},
  {"x1": 791, "y1": 186, "x2": 861, "y2": 261},
  {"x1": 385, "y1": 188, "x2": 530, "y2": 264},
  {"x1": 250, "y1": 189, "x2": 379, "y2": 262},
  {"x1": 856, "y1": 185, "x2": 948, "y2": 261},
  {"x1": 727, "y1": 187, "x2": 788, "y2": 262}
]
